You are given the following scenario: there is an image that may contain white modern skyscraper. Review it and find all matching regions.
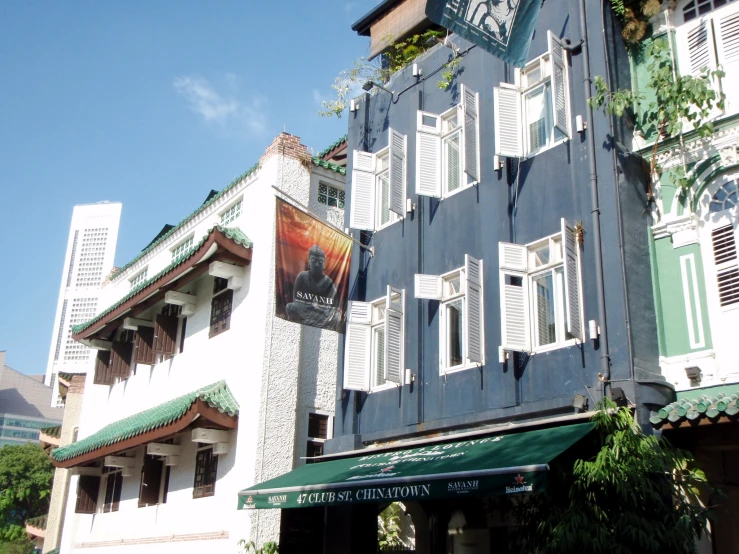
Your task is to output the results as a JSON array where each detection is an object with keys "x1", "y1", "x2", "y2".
[{"x1": 44, "y1": 202, "x2": 122, "y2": 406}]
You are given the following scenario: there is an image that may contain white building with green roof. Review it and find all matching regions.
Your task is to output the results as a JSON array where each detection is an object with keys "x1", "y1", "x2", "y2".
[{"x1": 49, "y1": 132, "x2": 346, "y2": 554}]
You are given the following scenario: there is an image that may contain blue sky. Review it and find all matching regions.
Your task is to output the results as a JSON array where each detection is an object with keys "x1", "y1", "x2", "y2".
[{"x1": 0, "y1": 1, "x2": 371, "y2": 374}]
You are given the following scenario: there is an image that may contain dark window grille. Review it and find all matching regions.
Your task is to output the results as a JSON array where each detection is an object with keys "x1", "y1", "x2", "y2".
[
  {"x1": 75, "y1": 475, "x2": 100, "y2": 514},
  {"x1": 193, "y1": 447, "x2": 218, "y2": 498},
  {"x1": 102, "y1": 468, "x2": 123, "y2": 512},
  {"x1": 210, "y1": 289, "x2": 233, "y2": 338}
]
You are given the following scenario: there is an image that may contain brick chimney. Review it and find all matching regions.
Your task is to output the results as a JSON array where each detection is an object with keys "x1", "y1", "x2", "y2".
[{"x1": 260, "y1": 132, "x2": 312, "y2": 167}]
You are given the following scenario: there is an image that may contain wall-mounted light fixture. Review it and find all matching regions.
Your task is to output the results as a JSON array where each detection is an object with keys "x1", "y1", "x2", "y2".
[
  {"x1": 572, "y1": 393, "x2": 588, "y2": 413},
  {"x1": 493, "y1": 155, "x2": 503, "y2": 171},
  {"x1": 406, "y1": 198, "x2": 416, "y2": 214},
  {"x1": 588, "y1": 319, "x2": 600, "y2": 341},
  {"x1": 362, "y1": 81, "x2": 395, "y2": 102},
  {"x1": 412, "y1": 63, "x2": 421, "y2": 77},
  {"x1": 498, "y1": 346, "x2": 508, "y2": 364},
  {"x1": 404, "y1": 368, "x2": 415, "y2": 385},
  {"x1": 576, "y1": 115, "x2": 587, "y2": 133},
  {"x1": 685, "y1": 365, "x2": 702, "y2": 386},
  {"x1": 349, "y1": 98, "x2": 358, "y2": 113}
]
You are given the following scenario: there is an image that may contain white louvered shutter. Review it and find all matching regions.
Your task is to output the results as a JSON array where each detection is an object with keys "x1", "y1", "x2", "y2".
[
  {"x1": 679, "y1": 19, "x2": 718, "y2": 77},
  {"x1": 561, "y1": 218, "x2": 583, "y2": 340},
  {"x1": 343, "y1": 301, "x2": 371, "y2": 391},
  {"x1": 350, "y1": 150, "x2": 377, "y2": 231},
  {"x1": 415, "y1": 274, "x2": 442, "y2": 299},
  {"x1": 716, "y1": 8, "x2": 739, "y2": 111},
  {"x1": 494, "y1": 85, "x2": 523, "y2": 158},
  {"x1": 548, "y1": 31, "x2": 570, "y2": 138},
  {"x1": 711, "y1": 223, "x2": 739, "y2": 307},
  {"x1": 384, "y1": 286, "x2": 404, "y2": 384},
  {"x1": 499, "y1": 242, "x2": 530, "y2": 352},
  {"x1": 461, "y1": 85, "x2": 480, "y2": 182},
  {"x1": 416, "y1": 111, "x2": 442, "y2": 198},
  {"x1": 388, "y1": 128, "x2": 406, "y2": 216},
  {"x1": 464, "y1": 255, "x2": 484, "y2": 364}
]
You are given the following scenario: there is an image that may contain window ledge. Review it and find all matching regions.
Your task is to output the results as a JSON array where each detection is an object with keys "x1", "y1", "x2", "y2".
[
  {"x1": 443, "y1": 183, "x2": 476, "y2": 201},
  {"x1": 369, "y1": 383, "x2": 401, "y2": 393},
  {"x1": 440, "y1": 361, "x2": 483, "y2": 375},
  {"x1": 531, "y1": 338, "x2": 581, "y2": 355},
  {"x1": 524, "y1": 137, "x2": 569, "y2": 160}
]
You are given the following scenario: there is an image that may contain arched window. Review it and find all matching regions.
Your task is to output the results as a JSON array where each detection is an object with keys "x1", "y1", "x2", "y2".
[
  {"x1": 709, "y1": 179, "x2": 739, "y2": 212},
  {"x1": 683, "y1": 0, "x2": 737, "y2": 22}
]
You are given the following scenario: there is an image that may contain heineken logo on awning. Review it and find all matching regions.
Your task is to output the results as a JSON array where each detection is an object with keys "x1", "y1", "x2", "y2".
[{"x1": 505, "y1": 474, "x2": 533, "y2": 494}]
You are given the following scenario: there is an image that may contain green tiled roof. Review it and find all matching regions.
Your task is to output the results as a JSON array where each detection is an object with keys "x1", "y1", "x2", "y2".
[
  {"x1": 650, "y1": 383, "x2": 739, "y2": 426},
  {"x1": 311, "y1": 157, "x2": 346, "y2": 175},
  {"x1": 26, "y1": 515, "x2": 47, "y2": 530},
  {"x1": 40, "y1": 425, "x2": 62, "y2": 439},
  {"x1": 317, "y1": 135, "x2": 347, "y2": 159},
  {"x1": 72, "y1": 225, "x2": 252, "y2": 335},
  {"x1": 110, "y1": 163, "x2": 260, "y2": 281},
  {"x1": 50, "y1": 381, "x2": 238, "y2": 463}
]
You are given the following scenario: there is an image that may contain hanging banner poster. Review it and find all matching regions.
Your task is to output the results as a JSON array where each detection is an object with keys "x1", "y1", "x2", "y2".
[
  {"x1": 275, "y1": 197, "x2": 352, "y2": 334},
  {"x1": 425, "y1": 0, "x2": 543, "y2": 67}
]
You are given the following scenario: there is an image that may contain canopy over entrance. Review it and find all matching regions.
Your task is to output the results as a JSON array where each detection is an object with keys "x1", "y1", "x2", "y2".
[{"x1": 238, "y1": 422, "x2": 592, "y2": 510}]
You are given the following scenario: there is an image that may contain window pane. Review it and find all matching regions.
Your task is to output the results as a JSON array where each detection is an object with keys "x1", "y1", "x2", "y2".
[
  {"x1": 533, "y1": 272, "x2": 557, "y2": 346},
  {"x1": 526, "y1": 87, "x2": 549, "y2": 152},
  {"x1": 374, "y1": 327, "x2": 386, "y2": 387},
  {"x1": 530, "y1": 244, "x2": 550, "y2": 267},
  {"x1": 447, "y1": 299, "x2": 464, "y2": 367},
  {"x1": 445, "y1": 133, "x2": 461, "y2": 193},
  {"x1": 446, "y1": 275, "x2": 462, "y2": 297},
  {"x1": 378, "y1": 174, "x2": 391, "y2": 226}
]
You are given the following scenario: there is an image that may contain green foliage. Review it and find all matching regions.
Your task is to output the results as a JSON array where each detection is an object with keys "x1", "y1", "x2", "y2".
[
  {"x1": 239, "y1": 539, "x2": 279, "y2": 554},
  {"x1": 0, "y1": 444, "x2": 54, "y2": 543},
  {"x1": 0, "y1": 540, "x2": 35, "y2": 554},
  {"x1": 319, "y1": 30, "x2": 459, "y2": 117},
  {"x1": 590, "y1": 38, "x2": 725, "y2": 205},
  {"x1": 377, "y1": 503, "x2": 405, "y2": 548},
  {"x1": 510, "y1": 400, "x2": 712, "y2": 554}
]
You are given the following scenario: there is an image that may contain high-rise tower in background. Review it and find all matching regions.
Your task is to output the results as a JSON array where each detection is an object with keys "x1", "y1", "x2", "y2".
[{"x1": 44, "y1": 202, "x2": 121, "y2": 406}]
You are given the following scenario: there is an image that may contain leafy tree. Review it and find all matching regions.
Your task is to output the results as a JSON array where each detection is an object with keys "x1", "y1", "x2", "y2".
[
  {"x1": 0, "y1": 444, "x2": 54, "y2": 543},
  {"x1": 510, "y1": 400, "x2": 712, "y2": 554},
  {"x1": 239, "y1": 539, "x2": 279, "y2": 554},
  {"x1": 378, "y1": 502, "x2": 414, "y2": 549},
  {"x1": 589, "y1": 38, "x2": 724, "y2": 208}
]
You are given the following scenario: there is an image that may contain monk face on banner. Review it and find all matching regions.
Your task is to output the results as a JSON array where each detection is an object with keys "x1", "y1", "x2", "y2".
[{"x1": 308, "y1": 247, "x2": 326, "y2": 280}]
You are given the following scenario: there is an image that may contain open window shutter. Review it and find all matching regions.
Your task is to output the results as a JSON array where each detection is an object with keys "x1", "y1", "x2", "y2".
[
  {"x1": 414, "y1": 274, "x2": 443, "y2": 300},
  {"x1": 680, "y1": 19, "x2": 718, "y2": 77},
  {"x1": 461, "y1": 85, "x2": 480, "y2": 182},
  {"x1": 548, "y1": 31, "x2": 570, "y2": 138},
  {"x1": 416, "y1": 111, "x2": 442, "y2": 198},
  {"x1": 499, "y1": 243, "x2": 530, "y2": 352},
  {"x1": 153, "y1": 314, "x2": 177, "y2": 356},
  {"x1": 561, "y1": 219, "x2": 583, "y2": 340},
  {"x1": 350, "y1": 150, "x2": 376, "y2": 231},
  {"x1": 494, "y1": 86, "x2": 522, "y2": 158},
  {"x1": 75, "y1": 476, "x2": 100, "y2": 514},
  {"x1": 94, "y1": 350, "x2": 114, "y2": 385},
  {"x1": 716, "y1": 10, "x2": 739, "y2": 110},
  {"x1": 139, "y1": 455, "x2": 163, "y2": 507},
  {"x1": 384, "y1": 286, "x2": 403, "y2": 383},
  {"x1": 388, "y1": 128, "x2": 406, "y2": 216},
  {"x1": 135, "y1": 327, "x2": 156, "y2": 365},
  {"x1": 109, "y1": 340, "x2": 133, "y2": 378},
  {"x1": 464, "y1": 255, "x2": 484, "y2": 364},
  {"x1": 343, "y1": 301, "x2": 371, "y2": 391},
  {"x1": 711, "y1": 223, "x2": 739, "y2": 307}
]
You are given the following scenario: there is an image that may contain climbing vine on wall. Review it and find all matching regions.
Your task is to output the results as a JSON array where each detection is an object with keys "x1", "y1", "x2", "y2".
[
  {"x1": 609, "y1": 0, "x2": 662, "y2": 44},
  {"x1": 589, "y1": 38, "x2": 725, "y2": 208}
]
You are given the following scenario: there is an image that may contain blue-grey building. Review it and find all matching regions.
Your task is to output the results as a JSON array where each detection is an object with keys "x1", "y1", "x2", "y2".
[{"x1": 241, "y1": 1, "x2": 676, "y2": 552}]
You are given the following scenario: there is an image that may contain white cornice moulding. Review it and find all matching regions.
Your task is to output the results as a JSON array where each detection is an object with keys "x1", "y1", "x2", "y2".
[
  {"x1": 122, "y1": 317, "x2": 155, "y2": 331},
  {"x1": 652, "y1": 214, "x2": 697, "y2": 246},
  {"x1": 164, "y1": 291, "x2": 197, "y2": 316},
  {"x1": 208, "y1": 261, "x2": 245, "y2": 291}
]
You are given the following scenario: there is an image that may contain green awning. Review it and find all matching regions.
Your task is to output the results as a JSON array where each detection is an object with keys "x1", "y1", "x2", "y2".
[{"x1": 238, "y1": 422, "x2": 592, "y2": 510}]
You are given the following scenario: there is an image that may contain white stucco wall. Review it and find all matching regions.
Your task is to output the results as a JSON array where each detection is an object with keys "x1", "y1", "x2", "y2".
[{"x1": 58, "y1": 140, "x2": 345, "y2": 554}]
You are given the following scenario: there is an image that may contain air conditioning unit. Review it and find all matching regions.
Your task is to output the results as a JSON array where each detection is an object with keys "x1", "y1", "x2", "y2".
[
  {"x1": 165, "y1": 455, "x2": 180, "y2": 467},
  {"x1": 191, "y1": 428, "x2": 229, "y2": 444},
  {"x1": 147, "y1": 443, "x2": 182, "y2": 457},
  {"x1": 104, "y1": 455, "x2": 135, "y2": 468},
  {"x1": 212, "y1": 442, "x2": 229, "y2": 456}
]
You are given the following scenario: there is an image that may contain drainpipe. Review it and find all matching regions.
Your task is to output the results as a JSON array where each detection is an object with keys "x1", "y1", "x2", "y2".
[{"x1": 577, "y1": 0, "x2": 612, "y2": 395}]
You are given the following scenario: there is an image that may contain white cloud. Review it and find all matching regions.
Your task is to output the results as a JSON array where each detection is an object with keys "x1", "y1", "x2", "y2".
[
  {"x1": 312, "y1": 88, "x2": 325, "y2": 106},
  {"x1": 173, "y1": 75, "x2": 267, "y2": 135}
]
